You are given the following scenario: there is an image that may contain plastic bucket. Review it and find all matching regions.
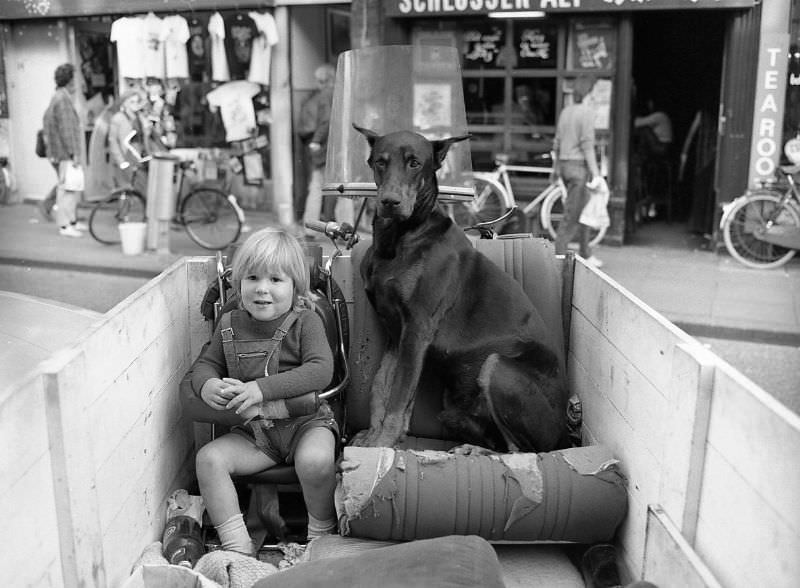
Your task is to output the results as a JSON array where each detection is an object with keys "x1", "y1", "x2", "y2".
[{"x1": 119, "y1": 222, "x2": 147, "y2": 255}]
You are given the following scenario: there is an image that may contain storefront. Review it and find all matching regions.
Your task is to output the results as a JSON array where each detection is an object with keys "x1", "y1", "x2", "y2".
[
  {"x1": 0, "y1": 0, "x2": 349, "y2": 226},
  {"x1": 379, "y1": 0, "x2": 768, "y2": 244}
]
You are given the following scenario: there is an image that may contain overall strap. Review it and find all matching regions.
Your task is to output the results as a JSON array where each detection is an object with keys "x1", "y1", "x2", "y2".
[{"x1": 219, "y1": 309, "x2": 302, "y2": 379}]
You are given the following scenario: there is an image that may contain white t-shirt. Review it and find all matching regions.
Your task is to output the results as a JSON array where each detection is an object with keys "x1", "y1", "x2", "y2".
[
  {"x1": 206, "y1": 80, "x2": 260, "y2": 142},
  {"x1": 163, "y1": 15, "x2": 190, "y2": 79},
  {"x1": 142, "y1": 12, "x2": 166, "y2": 80},
  {"x1": 110, "y1": 16, "x2": 146, "y2": 79},
  {"x1": 248, "y1": 12, "x2": 279, "y2": 86},
  {"x1": 208, "y1": 12, "x2": 230, "y2": 82}
]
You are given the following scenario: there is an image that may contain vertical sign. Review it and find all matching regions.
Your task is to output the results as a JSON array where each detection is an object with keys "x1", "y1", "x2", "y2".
[{"x1": 748, "y1": 33, "x2": 789, "y2": 187}]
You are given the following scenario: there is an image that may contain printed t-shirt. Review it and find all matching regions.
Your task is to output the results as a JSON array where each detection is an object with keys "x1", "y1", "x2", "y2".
[
  {"x1": 163, "y1": 15, "x2": 190, "y2": 79},
  {"x1": 110, "y1": 16, "x2": 146, "y2": 79},
  {"x1": 206, "y1": 80, "x2": 260, "y2": 142}
]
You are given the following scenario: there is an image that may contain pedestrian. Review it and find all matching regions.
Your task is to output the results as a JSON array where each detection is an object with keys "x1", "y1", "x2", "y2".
[
  {"x1": 633, "y1": 96, "x2": 673, "y2": 160},
  {"x1": 552, "y1": 74, "x2": 604, "y2": 268},
  {"x1": 298, "y1": 64, "x2": 338, "y2": 235},
  {"x1": 192, "y1": 227, "x2": 338, "y2": 553},
  {"x1": 108, "y1": 89, "x2": 150, "y2": 194},
  {"x1": 42, "y1": 63, "x2": 85, "y2": 237}
]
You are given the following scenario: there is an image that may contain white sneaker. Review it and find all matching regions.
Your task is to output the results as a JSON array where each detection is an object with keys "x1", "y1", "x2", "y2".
[
  {"x1": 59, "y1": 226, "x2": 83, "y2": 238},
  {"x1": 585, "y1": 255, "x2": 604, "y2": 268}
]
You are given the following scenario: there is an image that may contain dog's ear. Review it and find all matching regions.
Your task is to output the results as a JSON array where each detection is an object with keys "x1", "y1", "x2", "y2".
[
  {"x1": 432, "y1": 134, "x2": 471, "y2": 169},
  {"x1": 353, "y1": 124, "x2": 380, "y2": 148}
]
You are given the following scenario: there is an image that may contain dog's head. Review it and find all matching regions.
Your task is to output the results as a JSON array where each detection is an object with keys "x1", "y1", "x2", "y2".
[{"x1": 354, "y1": 125, "x2": 470, "y2": 221}]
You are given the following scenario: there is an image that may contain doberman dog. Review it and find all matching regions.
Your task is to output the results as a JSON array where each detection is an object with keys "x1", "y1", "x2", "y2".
[{"x1": 352, "y1": 125, "x2": 567, "y2": 453}]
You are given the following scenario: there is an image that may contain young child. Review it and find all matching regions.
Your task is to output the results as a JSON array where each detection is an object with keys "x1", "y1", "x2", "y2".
[{"x1": 192, "y1": 227, "x2": 338, "y2": 554}]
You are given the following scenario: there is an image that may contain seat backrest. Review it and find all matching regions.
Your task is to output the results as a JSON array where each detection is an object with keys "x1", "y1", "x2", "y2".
[{"x1": 346, "y1": 236, "x2": 567, "y2": 440}]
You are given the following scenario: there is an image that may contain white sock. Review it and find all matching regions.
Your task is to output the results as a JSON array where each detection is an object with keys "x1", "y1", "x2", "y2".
[
  {"x1": 307, "y1": 513, "x2": 337, "y2": 540},
  {"x1": 214, "y1": 513, "x2": 254, "y2": 555}
]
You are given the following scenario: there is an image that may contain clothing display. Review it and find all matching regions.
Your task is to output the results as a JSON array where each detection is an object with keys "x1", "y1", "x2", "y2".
[
  {"x1": 163, "y1": 15, "x2": 191, "y2": 79},
  {"x1": 247, "y1": 12, "x2": 279, "y2": 86},
  {"x1": 110, "y1": 16, "x2": 147, "y2": 79},
  {"x1": 224, "y1": 12, "x2": 259, "y2": 80},
  {"x1": 208, "y1": 12, "x2": 231, "y2": 82},
  {"x1": 206, "y1": 80, "x2": 261, "y2": 142}
]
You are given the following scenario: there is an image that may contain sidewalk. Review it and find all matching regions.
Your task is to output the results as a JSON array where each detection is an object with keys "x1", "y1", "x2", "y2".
[{"x1": 1, "y1": 201, "x2": 799, "y2": 344}]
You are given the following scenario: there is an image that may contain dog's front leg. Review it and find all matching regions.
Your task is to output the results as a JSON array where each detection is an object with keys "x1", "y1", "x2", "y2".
[{"x1": 351, "y1": 332, "x2": 431, "y2": 448}]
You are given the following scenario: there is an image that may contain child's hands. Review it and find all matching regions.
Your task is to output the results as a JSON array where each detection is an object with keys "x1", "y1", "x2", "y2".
[
  {"x1": 200, "y1": 378, "x2": 238, "y2": 410},
  {"x1": 223, "y1": 378, "x2": 264, "y2": 416}
]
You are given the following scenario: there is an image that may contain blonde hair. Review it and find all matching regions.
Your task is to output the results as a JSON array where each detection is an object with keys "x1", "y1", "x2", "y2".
[{"x1": 231, "y1": 227, "x2": 312, "y2": 309}]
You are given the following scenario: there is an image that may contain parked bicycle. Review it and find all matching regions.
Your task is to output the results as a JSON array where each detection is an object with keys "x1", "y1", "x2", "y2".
[
  {"x1": 89, "y1": 140, "x2": 245, "y2": 250},
  {"x1": 452, "y1": 153, "x2": 607, "y2": 246},
  {"x1": 720, "y1": 164, "x2": 800, "y2": 269}
]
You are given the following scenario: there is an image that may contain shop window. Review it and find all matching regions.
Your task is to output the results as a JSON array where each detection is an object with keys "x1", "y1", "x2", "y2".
[{"x1": 514, "y1": 22, "x2": 558, "y2": 69}]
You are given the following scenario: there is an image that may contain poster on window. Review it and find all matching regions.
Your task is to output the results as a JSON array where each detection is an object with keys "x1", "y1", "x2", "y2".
[
  {"x1": 413, "y1": 83, "x2": 452, "y2": 131},
  {"x1": 514, "y1": 23, "x2": 557, "y2": 69},
  {"x1": 568, "y1": 19, "x2": 616, "y2": 71},
  {"x1": 461, "y1": 23, "x2": 505, "y2": 69}
]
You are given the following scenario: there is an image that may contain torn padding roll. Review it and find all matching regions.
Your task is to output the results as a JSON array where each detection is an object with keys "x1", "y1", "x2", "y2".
[{"x1": 335, "y1": 445, "x2": 627, "y2": 543}]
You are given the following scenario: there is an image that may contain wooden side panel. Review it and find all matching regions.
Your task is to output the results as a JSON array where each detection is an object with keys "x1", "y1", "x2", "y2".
[
  {"x1": 569, "y1": 262, "x2": 715, "y2": 580},
  {"x1": 0, "y1": 373, "x2": 64, "y2": 587},
  {"x1": 643, "y1": 505, "x2": 723, "y2": 588},
  {"x1": 694, "y1": 362, "x2": 800, "y2": 588},
  {"x1": 2, "y1": 258, "x2": 214, "y2": 587}
]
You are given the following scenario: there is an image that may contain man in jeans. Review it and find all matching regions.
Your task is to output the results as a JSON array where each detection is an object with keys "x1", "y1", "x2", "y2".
[
  {"x1": 552, "y1": 74, "x2": 603, "y2": 268},
  {"x1": 42, "y1": 63, "x2": 85, "y2": 237}
]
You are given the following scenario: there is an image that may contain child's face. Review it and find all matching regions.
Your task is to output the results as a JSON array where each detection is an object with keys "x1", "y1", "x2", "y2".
[{"x1": 240, "y1": 267, "x2": 294, "y2": 321}]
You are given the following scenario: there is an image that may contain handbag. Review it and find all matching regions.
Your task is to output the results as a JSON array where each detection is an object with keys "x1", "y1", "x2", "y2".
[
  {"x1": 35, "y1": 129, "x2": 47, "y2": 158},
  {"x1": 579, "y1": 177, "x2": 610, "y2": 230},
  {"x1": 62, "y1": 162, "x2": 85, "y2": 192}
]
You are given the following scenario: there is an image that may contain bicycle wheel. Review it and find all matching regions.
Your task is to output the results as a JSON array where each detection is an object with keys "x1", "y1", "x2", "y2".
[
  {"x1": 180, "y1": 187, "x2": 242, "y2": 250},
  {"x1": 452, "y1": 175, "x2": 509, "y2": 228},
  {"x1": 541, "y1": 185, "x2": 607, "y2": 247},
  {"x1": 88, "y1": 189, "x2": 146, "y2": 245},
  {"x1": 722, "y1": 191, "x2": 799, "y2": 269}
]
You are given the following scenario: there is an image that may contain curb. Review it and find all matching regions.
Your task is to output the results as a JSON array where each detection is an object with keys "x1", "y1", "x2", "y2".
[
  {"x1": 674, "y1": 321, "x2": 800, "y2": 347},
  {"x1": 0, "y1": 255, "x2": 162, "y2": 279}
]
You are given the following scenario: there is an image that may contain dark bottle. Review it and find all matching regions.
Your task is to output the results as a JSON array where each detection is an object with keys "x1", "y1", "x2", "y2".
[{"x1": 162, "y1": 515, "x2": 205, "y2": 568}]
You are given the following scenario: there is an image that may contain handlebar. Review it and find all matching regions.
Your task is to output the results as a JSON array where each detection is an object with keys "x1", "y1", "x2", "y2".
[{"x1": 305, "y1": 220, "x2": 357, "y2": 242}]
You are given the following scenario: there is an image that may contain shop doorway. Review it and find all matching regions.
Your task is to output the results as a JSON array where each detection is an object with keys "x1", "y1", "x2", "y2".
[{"x1": 630, "y1": 11, "x2": 726, "y2": 244}]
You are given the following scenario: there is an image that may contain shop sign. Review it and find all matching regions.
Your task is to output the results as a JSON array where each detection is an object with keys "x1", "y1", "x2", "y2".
[
  {"x1": 748, "y1": 33, "x2": 789, "y2": 188},
  {"x1": 387, "y1": 0, "x2": 755, "y2": 18}
]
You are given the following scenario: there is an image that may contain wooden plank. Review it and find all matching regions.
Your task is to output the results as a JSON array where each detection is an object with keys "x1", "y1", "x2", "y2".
[
  {"x1": 692, "y1": 361, "x2": 800, "y2": 588},
  {"x1": 569, "y1": 262, "x2": 719, "y2": 578},
  {"x1": 643, "y1": 505, "x2": 722, "y2": 588},
  {"x1": 661, "y1": 342, "x2": 715, "y2": 544},
  {"x1": 0, "y1": 374, "x2": 64, "y2": 588},
  {"x1": 41, "y1": 350, "x2": 107, "y2": 588}
]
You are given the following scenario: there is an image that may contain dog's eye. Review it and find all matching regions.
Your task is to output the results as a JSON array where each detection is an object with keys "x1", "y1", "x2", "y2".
[
  {"x1": 408, "y1": 158, "x2": 421, "y2": 169},
  {"x1": 374, "y1": 160, "x2": 386, "y2": 170}
]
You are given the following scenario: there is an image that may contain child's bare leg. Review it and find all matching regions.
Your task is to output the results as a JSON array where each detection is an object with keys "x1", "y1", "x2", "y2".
[
  {"x1": 294, "y1": 427, "x2": 337, "y2": 538},
  {"x1": 196, "y1": 433, "x2": 276, "y2": 553}
]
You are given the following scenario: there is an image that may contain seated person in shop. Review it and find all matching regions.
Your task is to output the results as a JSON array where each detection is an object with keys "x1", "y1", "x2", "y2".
[{"x1": 633, "y1": 97, "x2": 673, "y2": 161}]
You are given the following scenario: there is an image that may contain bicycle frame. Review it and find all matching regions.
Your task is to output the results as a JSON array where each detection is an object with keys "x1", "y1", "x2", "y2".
[{"x1": 720, "y1": 167, "x2": 800, "y2": 250}]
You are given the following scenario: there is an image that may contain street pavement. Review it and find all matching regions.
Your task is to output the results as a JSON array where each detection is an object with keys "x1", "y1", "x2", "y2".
[{"x1": 1, "y1": 200, "x2": 798, "y2": 344}]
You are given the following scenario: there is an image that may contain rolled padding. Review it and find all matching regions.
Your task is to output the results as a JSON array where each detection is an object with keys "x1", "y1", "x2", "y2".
[{"x1": 336, "y1": 445, "x2": 627, "y2": 543}]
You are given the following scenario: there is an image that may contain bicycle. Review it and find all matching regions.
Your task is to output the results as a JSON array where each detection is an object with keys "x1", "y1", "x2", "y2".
[
  {"x1": 453, "y1": 154, "x2": 607, "y2": 246},
  {"x1": 88, "y1": 150, "x2": 245, "y2": 250},
  {"x1": 720, "y1": 164, "x2": 800, "y2": 269}
]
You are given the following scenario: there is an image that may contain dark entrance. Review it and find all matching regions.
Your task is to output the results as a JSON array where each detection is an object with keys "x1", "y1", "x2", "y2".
[{"x1": 629, "y1": 11, "x2": 727, "y2": 243}]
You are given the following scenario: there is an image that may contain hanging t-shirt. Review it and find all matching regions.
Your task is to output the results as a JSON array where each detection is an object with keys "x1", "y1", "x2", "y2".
[
  {"x1": 223, "y1": 12, "x2": 258, "y2": 80},
  {"x1": 187, "y1": 16, "x2": 209, "y2": 81},
  {"x1": 247, "y1": 12, "x2": 279, "y2": 86},
  {"x1": 110, "y1": 16, "x2": 146, "y2": 79},
  {"x1": 142, "y1": 12, "x2": 166, "y2": 80},
  {"x1": 163, "y1": 15, "x2": 190, "y2": 79},
  {"x1": 206, "y1": 80, "x2": 260, "y2": 142},
  {"x1": 208, "y1": 12, "x2": 230, "y2": 83}
]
